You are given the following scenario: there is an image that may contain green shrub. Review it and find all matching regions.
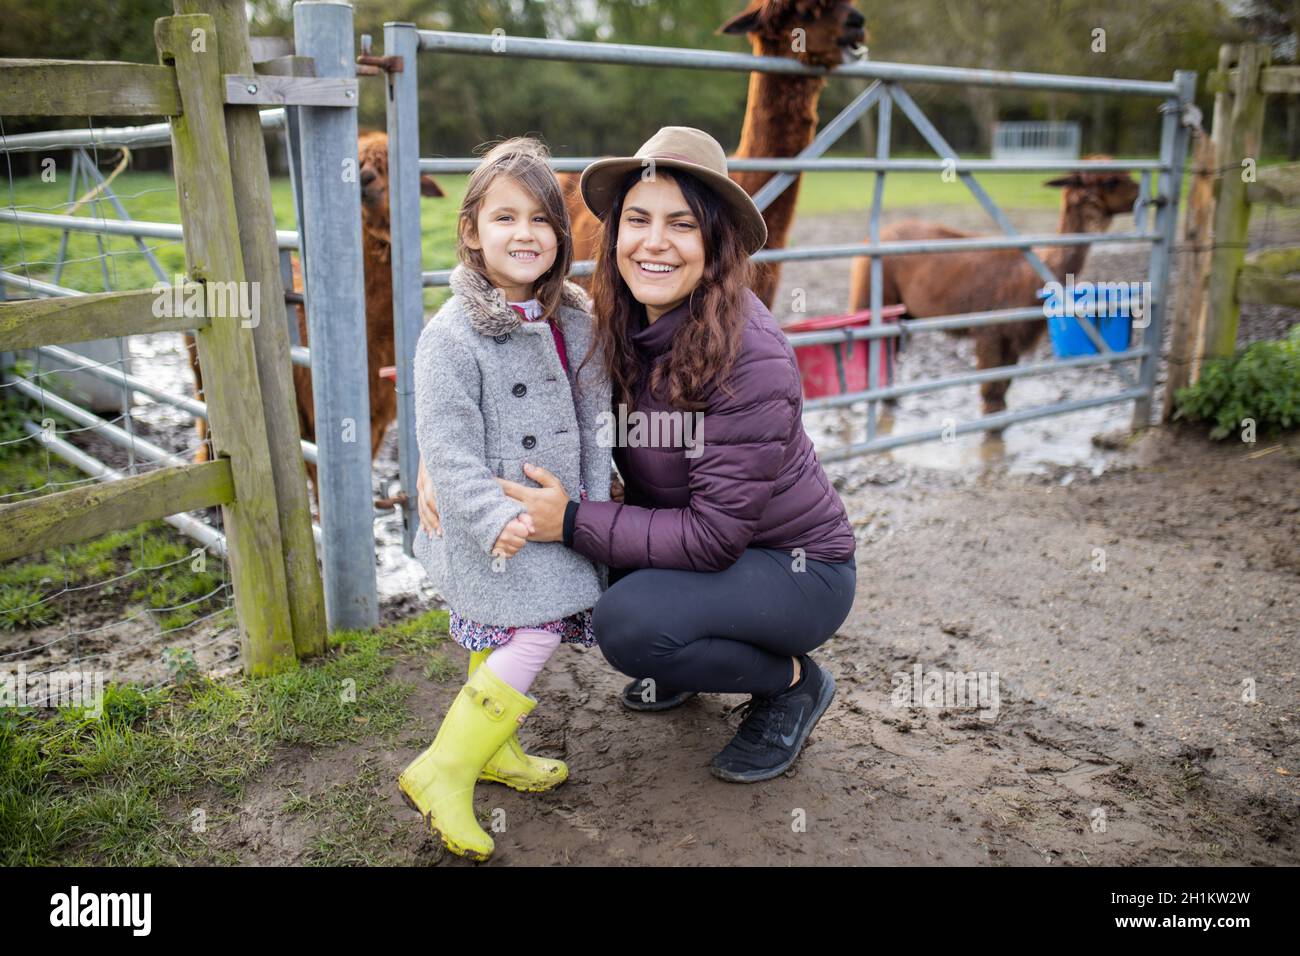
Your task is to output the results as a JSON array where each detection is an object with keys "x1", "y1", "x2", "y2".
[{"x1": 1174, "y1": 324, "x2": 1300, "y2": 440}]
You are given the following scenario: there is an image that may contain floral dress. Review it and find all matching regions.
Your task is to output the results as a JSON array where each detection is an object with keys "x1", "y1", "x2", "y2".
[{"x1": 446, "y1": 295, "x2": 596, "y2": 652}]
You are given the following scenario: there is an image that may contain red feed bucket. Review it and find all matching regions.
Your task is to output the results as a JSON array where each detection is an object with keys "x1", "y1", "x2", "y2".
[{"x1": 784, "y1": 306, "x2": 907, "y2": 400}]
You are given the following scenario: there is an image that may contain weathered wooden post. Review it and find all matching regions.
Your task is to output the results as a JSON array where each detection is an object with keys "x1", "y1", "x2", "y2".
[
  {"x1": 1161, "y1": 128, "x2": 1215, "y2": 419},
  {"x1": 174, "y1": 0, "x2": 327, "y2": 659},
  {"x1": 155, "y1": 13, "x2": 299, "y2": 674},
  {"x1": 1202, "y1": 43, "x2": 1270, "y2": 362}
]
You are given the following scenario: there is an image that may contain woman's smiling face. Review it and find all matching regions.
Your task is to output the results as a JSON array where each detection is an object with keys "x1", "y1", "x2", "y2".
[{"x1": 615, "y1": 173, "x2": 706, "y2": 322}]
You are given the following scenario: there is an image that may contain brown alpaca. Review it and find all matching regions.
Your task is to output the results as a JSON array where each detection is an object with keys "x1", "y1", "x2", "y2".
[
  {"x1": 563, "y1": 0, "x2": 866, "y2": 308},
  {"x1": 848, "y1": 161, "x2": 1139, "y2": 416},
  {"x1": 188, "y1": 130, "x2": 443, "y2": 508}
]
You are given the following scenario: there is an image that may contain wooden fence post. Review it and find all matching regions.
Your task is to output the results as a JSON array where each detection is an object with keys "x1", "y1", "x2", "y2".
[
  {"x1": 173, "y1": 0, "x2": 327, "y2": 660},
  {"x1": 155, "y1": 13, "x2": 298, "y2": 676},
  {"x1": 1202, "y1": 43, "x2": 1270, "y2": 363},
  {"x1": 1161, "y1": 129, "x2": 1216, "y2": 419}
]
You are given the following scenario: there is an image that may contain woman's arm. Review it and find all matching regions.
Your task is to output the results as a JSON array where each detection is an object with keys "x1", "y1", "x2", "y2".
[{"x1": 563, "y1": 388, "x2": 797, "y2": 572}]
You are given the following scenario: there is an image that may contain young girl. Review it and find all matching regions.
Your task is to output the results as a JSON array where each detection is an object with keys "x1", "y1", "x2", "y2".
[{"x1": 402, "y1": 137, "x2": 612, "y2": 861}]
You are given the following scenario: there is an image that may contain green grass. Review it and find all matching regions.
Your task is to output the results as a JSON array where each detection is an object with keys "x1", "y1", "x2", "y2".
[{"x1": 0, "y1": 607, "x2": 451, "y2": 866}]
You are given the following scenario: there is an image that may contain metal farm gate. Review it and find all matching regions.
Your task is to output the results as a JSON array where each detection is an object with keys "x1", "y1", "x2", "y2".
[
  {"x1": 0, "y1": 7, "x2": 1200, "y2": 676},
  {"x1": 377, "y1": 25, "x2": 1196, "y2": 554}
]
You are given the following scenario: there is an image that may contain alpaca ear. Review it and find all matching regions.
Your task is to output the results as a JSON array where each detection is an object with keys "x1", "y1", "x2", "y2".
[
  {"x1": 420, "y1": 175, "x2": 445, "y2": 198},
  {"x1": 718, "y1": 5, "x2": 764, "y2": 35},
  {"x1": 1044, "y1": 174, "x2": 1082, "y2": 188}
]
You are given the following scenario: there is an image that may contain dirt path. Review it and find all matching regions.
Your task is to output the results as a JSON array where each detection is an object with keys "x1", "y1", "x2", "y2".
[{"x1": 209, "y1": 424, "x2": 1298, "y2": 866}]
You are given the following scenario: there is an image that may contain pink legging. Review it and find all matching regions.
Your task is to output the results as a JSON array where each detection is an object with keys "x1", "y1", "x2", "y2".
[{"x1": 483, "y1": 628, "x2": 562, "y2": 696}]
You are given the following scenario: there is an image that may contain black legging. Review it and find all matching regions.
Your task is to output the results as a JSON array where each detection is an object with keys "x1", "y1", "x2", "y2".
[{"x1": 592, "y1": 547, "x2": 857, "y2": 699}]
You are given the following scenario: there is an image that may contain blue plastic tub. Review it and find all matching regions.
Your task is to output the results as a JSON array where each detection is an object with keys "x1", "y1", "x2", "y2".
[{"x1": 1037, "y1": 283, "x2": 1139, "y2": 358}]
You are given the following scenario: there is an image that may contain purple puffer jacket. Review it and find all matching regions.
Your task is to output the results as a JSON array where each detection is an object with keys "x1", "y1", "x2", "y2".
[{"x1": 564, "y1": 288, "x2": 856, "y2": 572}]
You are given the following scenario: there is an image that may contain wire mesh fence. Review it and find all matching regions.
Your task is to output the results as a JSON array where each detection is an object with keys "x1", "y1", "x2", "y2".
[{"x1": 1, "y1": 115, "x2": 242, "y2": 703}]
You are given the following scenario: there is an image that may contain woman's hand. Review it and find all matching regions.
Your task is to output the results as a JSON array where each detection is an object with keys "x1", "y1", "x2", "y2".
[
  {"x1": 495, "y1": 463, "x2": 571, "y2": 543},
  {"x1": 417, "y1": 457, "x2": 441, "y2": 537},
  {"x1": 610, "y1": 474, "x2": 625, "y2": 503}
]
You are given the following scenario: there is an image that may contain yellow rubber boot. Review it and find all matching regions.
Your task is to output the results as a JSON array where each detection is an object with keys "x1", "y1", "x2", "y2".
[
  {"x1": 471, "y1": 648, "x2": 569, "y2": 792},
  {"x1": 398, "y1": 663, "x2": 535, "y2": 861}
]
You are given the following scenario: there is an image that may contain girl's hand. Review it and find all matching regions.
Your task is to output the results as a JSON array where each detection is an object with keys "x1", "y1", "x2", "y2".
[
  {"x1": 417, "y1": 457, "x2": 441, "y2": 537},
  {"x1": 610, "y1": 475, "x2": 625, "y2": 503},
  {"x1": 492, "y1": 512, "x2": 536, "y2": 559}
]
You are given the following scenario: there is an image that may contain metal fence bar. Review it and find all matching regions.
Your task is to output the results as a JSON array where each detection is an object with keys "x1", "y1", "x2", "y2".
[
  {"x1": 71, "y1": 148, "x2": 169, "y2": 283},
  {"x1": 294, "y1": 0, "x2": 377, "y2": 630},
  {"x1": 805, "y1": 347, "x2": 1148, "y2": 410},
  {"x1": 0, "y1": 109, "x2": 286, "y2": 153},
  {"x1": 818, "y1": 388, "x2": 1149, "y2": 461},
  {"x1": 24, "y1": 342, "x2": 319, "y2": 464},
  {"x1": 414, "y1": 30, "x2": 1179, "y2": 96},
  {"x1": 749, "y1": 80, "x2": 884, "y2": 212},
  {"x1": 1132, "y1": 71, "x2": 1196, "y2": 428},
  {"x1": 788, "y1": 307, "x2": 1048, "y2": 346},
  {"x1": 866, "y1": 86, "x2": 891, "y2": 442},
  {"x1": 384, "y1": 21, "x2": 424, "y2": 559},
  {"x1": 0, "y1": 208, "x2": 300, "y2": 248},
  {"x1": 419, "y1": 157, "x2": 1170, "y2": 175},
  {"x1": 418, "y1": 230, "x2": 1160, "y2": 288}
]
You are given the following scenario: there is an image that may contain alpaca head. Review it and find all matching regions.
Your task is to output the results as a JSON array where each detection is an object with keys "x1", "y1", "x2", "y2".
[
  {"x1": 356, "y1": 130, "x2": 444, "y2": 239},
  {"x1": 1044, "y1": 156, "x2": 1139, "y2": 231},
  {"x1": 718, "y1": 0, "x2": 866, "y2": 70}
]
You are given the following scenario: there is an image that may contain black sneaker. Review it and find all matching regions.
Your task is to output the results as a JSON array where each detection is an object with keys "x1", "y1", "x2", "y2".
[
  {"x1": 709, "y1": 655, "x2": 835, "y2": 783},
  {"x1": 620, "y1": 677, "x2": 697, "y2": 712}
]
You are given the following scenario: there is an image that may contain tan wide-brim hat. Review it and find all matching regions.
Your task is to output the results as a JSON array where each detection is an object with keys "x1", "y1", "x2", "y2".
[{"x1": 579, "y1": 126, "x2": 768, "y2": 256}]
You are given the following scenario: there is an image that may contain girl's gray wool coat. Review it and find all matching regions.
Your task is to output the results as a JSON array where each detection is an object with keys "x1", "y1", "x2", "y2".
[{"x1": 412, "y1": 263, "x2": 613, "y2": 628}]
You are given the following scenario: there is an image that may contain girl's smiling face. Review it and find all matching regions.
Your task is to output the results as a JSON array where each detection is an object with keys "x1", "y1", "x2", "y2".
[
  {"x1": 463, "y1": 175, "x2": 559, "y2": 301},
  {"x1": 615, "y1": 173, "x2": 706, "y2": 323}
]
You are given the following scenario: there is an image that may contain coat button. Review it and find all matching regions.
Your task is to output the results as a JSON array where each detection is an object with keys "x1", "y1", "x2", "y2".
[
  {"x1": 522, "y1": 435, "x2": 536, "y2": 449},
  {"x1": 512, "y1": 383, "x2": 527, "y2": 397},
  {"x1": 494, "y1": 333, "x2": 509, "y2": 344}
]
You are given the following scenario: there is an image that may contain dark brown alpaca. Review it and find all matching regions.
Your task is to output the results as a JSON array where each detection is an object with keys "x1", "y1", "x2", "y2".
[
  {"x1": 563, "y1": 0, "x2": 865, "y2": 308},
  {"x1": 848, "y1": 161, "x2": 1139, "y2": 416},
  {"x1": 188, "y1": 130, "x2": 443, "y2": 508}
]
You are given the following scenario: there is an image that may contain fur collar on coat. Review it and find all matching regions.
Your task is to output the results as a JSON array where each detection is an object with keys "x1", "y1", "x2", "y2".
[{"x1": 448, "y1": 262, "x2": 592, "y2": 338}]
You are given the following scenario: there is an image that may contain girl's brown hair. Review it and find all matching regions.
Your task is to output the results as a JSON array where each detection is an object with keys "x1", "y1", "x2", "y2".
[
  {"x1": 582, "y1": 167, "x2": 755, "y2": 412},
  {"x1": 457, "y1": 136, "x2": 573, "y2": 323}
]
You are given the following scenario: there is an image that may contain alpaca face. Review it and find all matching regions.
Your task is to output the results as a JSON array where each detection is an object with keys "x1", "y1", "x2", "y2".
[
  {"x1": 1045, "y1": 160, "x2": 1140, "y2": 228},
  {"x1": 719, "y1": 0, "x2": 866, "y2": 70},
  {"x1": 356, "y1": 130, "x2": 444, "y2": 234}
]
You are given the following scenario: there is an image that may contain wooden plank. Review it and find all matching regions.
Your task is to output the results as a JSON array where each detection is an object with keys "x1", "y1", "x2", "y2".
[
  {"x1": 1204, "y1": 43, "x2": 1269, "y2": 362},
  {"x1": 0, "y1": 288, "x2": 208, "y2": 351},
  {"x1": 1237, "y1": 245, "x2": 1300, "y2": 308},
  {"x1": 1237, "y1": 272, "x2": 1300, "y2": 308},
  {"x1": 1261, "y1": 66, "x2": 1300, "y2": 95},
  {"x1": 1206, "y1": 66, "x2": 1300, "y2": 95},
  {"x1": 156, "y1": 13, "x2": 298, "y2": 677},
  {"x1": 0, "y1": 59, "x2": 180, "y2": 116},
  {"x1": 224, "y1": 73, "x2": 355, "y2": 106},
  {"x1": 1245, "y1": 162, "x2": 1300, "y2": 208},
  {"x1": 254, "y1": 55, "x2": 316, "y2": 77},
  {"x1": 0, "y1": 460, "x2": 233, "y2": 563},
  {"x1": 176, "y1": 0, "x2": 326, "y2": 659}
]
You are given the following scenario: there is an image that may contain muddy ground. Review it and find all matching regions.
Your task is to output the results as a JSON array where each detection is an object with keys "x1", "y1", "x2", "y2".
[
  {"x1": 9, "y1": 202, "x2": 1299, "y2": 864},
  {"x1": 201, "y1": 422, "x2": 1298, "y2": 866}
]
